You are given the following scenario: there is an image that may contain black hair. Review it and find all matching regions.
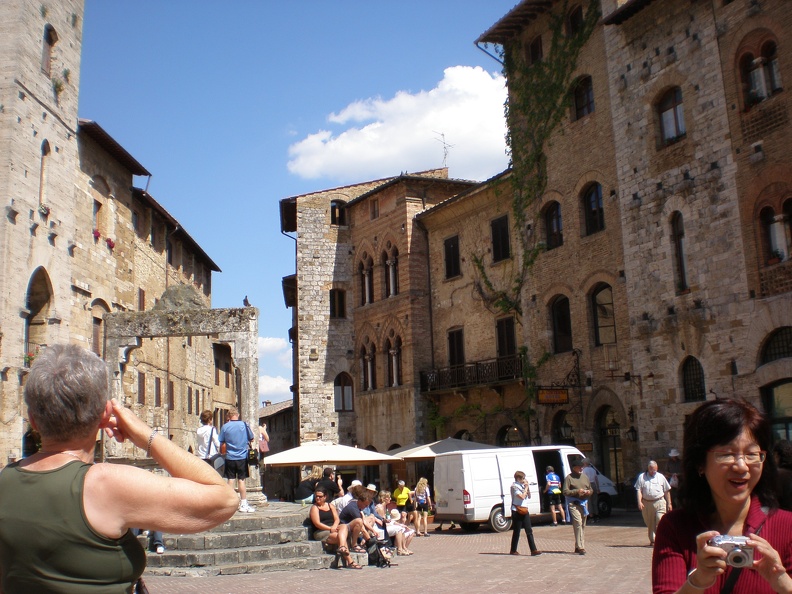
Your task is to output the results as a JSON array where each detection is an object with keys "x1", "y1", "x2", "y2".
[
  {"x1": 322, "y1": 467, "x2": 334, "y2": 478},
  {"x1": 679, "y1": 398, "x2": 778, "y2": 515},
  {"x1": 774, "y1": 440, "x2": 792, "y2": 470}
]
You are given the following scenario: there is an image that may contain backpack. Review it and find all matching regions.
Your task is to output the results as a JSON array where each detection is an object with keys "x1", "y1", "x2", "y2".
[{"x1": 366, "y1": 538, "x2": 392, "y2": 568}]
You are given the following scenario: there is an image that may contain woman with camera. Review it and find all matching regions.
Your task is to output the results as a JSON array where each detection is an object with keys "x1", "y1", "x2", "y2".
[
  {"x1": 509, "y1": 470, "x2": 541, "y2": 556},
  {"x1": 652, "y1": 398, "x2": 792, "y2": 593}
]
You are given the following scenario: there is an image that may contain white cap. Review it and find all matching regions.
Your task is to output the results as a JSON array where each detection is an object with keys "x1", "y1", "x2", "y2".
[
  {"x1": 350, "y1": 479, "x2": 362, "y2": 487},
  {"x1": 398, "y1": 480, "x2": 405, "y2": 486},
  {"x1": 366, "y1": 483, "x2": 377, "y2": 492}
]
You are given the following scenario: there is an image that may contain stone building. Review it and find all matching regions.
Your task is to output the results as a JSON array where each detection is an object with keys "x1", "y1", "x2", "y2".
[
  {"x1": 282, "y1": 0, "x2": 792, "y2": 489},
  {"x1": 258, "y1": 399, "x2": 297, "y2": 500},
  {"x1": 279, "y1": 170, "x2": 475, "y2": 460},
  {"x1": 0, "y1": 0, "x2": 234, "y2": 464}
]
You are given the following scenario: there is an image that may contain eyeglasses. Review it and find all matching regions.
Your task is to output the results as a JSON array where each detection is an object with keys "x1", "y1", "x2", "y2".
[
  {"x1": 710, "y1": 450, "x2": 766, "y2": 465},
  {"x1": 314, "y1": 493, "x2": 326, "y2": 498}
]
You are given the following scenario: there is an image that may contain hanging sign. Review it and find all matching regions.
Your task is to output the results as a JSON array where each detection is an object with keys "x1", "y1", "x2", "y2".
[{"x1": 537, "y1": 387, "x2": 569, "y2": 404}]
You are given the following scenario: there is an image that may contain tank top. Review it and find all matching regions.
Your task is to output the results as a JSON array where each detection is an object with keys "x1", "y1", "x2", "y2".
[
  {"x1": 0, "y1": 460, "x2": 146, "y2": 593},
  {"x1": 315, "y1": 504, "x2": 335, "y2": 527}
]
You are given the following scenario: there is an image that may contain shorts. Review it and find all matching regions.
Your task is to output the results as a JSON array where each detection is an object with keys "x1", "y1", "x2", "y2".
[
  {"x1": 416, "y1": 502, "x2": 430, "y2": 513},
  {"x1": 397, "y1": 503, "x2": 414, "y2": 514},
  {"x1": 548, "y1": 493, "x2": 562, "y2": 506},
  {"x1": 224, "y1": 457, "x2": 249, "y2": 480},
  {"x1": 312, "y1": 529, "x2": 330, "y2": 542}
]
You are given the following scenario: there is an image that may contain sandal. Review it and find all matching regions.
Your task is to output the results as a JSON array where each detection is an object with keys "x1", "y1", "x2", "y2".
[
  {"x1": 352, "y1": 544, "x2": 366, "y2": 553},
  {"x1": 346, "y1": 560, "x2": 363, "y2": 569}
]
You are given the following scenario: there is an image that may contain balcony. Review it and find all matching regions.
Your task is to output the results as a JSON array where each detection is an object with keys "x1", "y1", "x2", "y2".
[{"x1": 420, "y1": 354, "x2": 523, "y2": 393}]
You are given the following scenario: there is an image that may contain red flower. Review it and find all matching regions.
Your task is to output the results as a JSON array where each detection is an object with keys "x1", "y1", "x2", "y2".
[
  {"x1": 105, "y1": 238, "x2": 115, "y2": 249},
  {"x1": 92, "y1": 229, "x2": 101, "y2": 239}
]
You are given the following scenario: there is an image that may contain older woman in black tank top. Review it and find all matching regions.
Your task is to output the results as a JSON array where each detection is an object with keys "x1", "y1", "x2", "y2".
[{"x1": 309, "y1": 486, "x2": 361, "y2": 569}]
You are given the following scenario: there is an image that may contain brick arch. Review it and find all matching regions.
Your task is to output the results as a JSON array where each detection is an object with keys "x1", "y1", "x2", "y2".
[
  {"x1": 745, "y1": 300, "x2": 792, "y2": 378},
  {"x1": 541, "y1": 284, "x2": 575, "y2": 307},
  {"x1": 753, "y1": 181, "x2": 792, "y2": 218},
  {"x1": 378, "y1": 233, "x2": 401, "y2": 255},
  {"x1": 578, "y1": 269, "x2": 618, "y2": 294},
  {"x1": 355, "y1": 322, "x2": 380, "y2": 353},
  {"x1": 571, "y1": 170, "x2": 609, "y2": 198},
  {"x1": 355, "y1": 241, "x2": 376, "y2": 264},
  {"x1": 585, "y1": 386, "x2": 626, "y2": 430},
  {"x1": 722, "y1": 16, "x2": 783, "y2": 63},
  {"x1": 379, "y1": 315, "x2": 406, "y2": 346}
]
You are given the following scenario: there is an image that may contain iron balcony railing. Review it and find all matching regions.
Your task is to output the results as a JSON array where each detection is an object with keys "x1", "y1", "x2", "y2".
[{"x1": 420, "y1": 354, "x2": 523, "y2": 392}]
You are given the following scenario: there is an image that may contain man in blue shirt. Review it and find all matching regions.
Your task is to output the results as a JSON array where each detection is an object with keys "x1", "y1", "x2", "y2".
[
  {"x1": 544, "y1": 465, "x2": 566, "y2": 526},
  {"x1": 218, "y1": 407, "x2": 255, "y2": 513}
]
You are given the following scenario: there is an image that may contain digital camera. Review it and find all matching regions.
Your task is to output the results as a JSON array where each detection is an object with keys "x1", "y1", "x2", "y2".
[{"x1": 709, "y1": 535, "x2": 754, "y2": 568}]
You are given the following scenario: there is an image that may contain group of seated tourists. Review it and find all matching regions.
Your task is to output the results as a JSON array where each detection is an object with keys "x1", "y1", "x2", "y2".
[{"x1": 307, "y1": 472, "x2": 417, "y2": 568}]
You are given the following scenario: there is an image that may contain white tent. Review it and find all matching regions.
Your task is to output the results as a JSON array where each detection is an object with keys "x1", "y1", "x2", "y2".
[
  {"x1": 263, "y1": 441, "x2": 399, "y2": 467},
  {"x1": 390, "y1": 437, "x2": 495, "y2": 461}
]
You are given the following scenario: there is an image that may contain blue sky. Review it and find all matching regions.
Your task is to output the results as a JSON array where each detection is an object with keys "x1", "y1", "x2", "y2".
[{"x1": 79, "y1": 1, "x2": 514, "y2": 403}]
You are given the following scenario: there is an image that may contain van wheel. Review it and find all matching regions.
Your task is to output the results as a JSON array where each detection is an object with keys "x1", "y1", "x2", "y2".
[
  {"x1": 460, "y1": 522, "x2": 479, "y2": 533},
  {"x1": 597, "y1": 494, "x2": 612, "y2": 518},
  {"x1": 489, "y1": 506, "x2": 511, "y2": 532}
]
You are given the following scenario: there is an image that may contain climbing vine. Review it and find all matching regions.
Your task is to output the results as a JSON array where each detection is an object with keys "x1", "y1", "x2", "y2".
[
  {"x1": 457, "y1": 1, "x2": 600, "y2": 442},
  {"x1": 472, "y1": 0, "x2": 601, "y2": 319}
]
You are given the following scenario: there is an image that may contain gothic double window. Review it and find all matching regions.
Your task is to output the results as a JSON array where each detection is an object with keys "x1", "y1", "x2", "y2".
[
  {"x1": 358, "y1": 254, "x2": 374, "y2": 306},
  {"x1": 385, "y1": 335, "x2": 403, "y2": 388},
  {"x1": 760, "y1": 202, "x2": 791, "y2": 265},
  {"x1": 740, "y1": 40, "x2": 782, "y2": 109},
  {"x1": 360, "y1": 342, "x2": 377, "y2": 391}
]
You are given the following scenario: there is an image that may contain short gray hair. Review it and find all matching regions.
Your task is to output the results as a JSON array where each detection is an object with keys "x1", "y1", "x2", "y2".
[{"x1": 25, "y1": 344, "x2": 108, "y2": 441}]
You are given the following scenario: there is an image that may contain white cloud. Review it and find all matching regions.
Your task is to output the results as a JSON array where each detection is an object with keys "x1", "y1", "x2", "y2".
[
  {"x1": 287, "y1": 66, "x2": 508, "y2": 183},
  {"x1": 258, "y1": 336, "x2": 292, "y2": 369},
  {"x1": 259, "y1": 374, "x2": 291, "y2": 404}
]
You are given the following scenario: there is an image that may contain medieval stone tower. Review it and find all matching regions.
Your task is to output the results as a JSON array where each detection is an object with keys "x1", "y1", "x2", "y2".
[{"x1": 0, "y1": 0, "x2": 85, "y2": 461}]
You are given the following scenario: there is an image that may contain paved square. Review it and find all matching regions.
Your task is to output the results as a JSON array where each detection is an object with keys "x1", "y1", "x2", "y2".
[{"x1": 144, "y1": 510, "x2": 653, "y2": 593}]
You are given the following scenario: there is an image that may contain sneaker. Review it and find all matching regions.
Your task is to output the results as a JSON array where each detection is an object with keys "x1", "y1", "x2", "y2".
[
  {"x1": 155, "y1": 546, "x2": 165, "y2": 555},
  {"x1": 238, "y1": 503, "x2": 256, "y2": 513}
]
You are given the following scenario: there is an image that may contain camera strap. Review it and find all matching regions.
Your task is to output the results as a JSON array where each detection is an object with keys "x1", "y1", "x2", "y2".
[{"x1": 719, "y1": 517, "x2": 766, "y2": 594}]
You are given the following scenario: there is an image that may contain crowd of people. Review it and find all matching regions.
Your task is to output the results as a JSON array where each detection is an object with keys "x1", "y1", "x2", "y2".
[{"x1": 300, "y1": 470, "x2": 433, "y2": 568}]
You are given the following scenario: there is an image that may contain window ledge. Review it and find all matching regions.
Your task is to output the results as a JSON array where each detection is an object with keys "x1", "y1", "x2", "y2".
[{"x1": 661, "y1": 134, "x2": 687, "y2": 148}]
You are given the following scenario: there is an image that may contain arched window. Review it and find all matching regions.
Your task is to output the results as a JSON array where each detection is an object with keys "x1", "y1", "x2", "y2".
[
  {"x1": 566, "y1": 6, "x2": 584, "y2": 37},
  {"x1": 573, "y1": 76, "x2": 595, "y2": 120},
  {"x1": 760, "y1": 206, "x2": 787, "y2": 263},
  {"x1": 526, "y1": 35, "x2": 543, "y2": 66},
  {"x1": 91, "y1": 300, "x2": 110, "y2": 357},
  {"x1": 681, "y1": 356, "x2": 706, "y2": 402},
  {"x1": 659, "y1": 87, "x2": 686, "y2": 144},
  {"x1": 39, "y1": 140, "x2": 51, "y2": 208},
  {"x1": 386, "y1": 335, "x2": 402, "y2": 387},
  {"x1": 358, "y1": 254, "x2": 374, "y2": 306},
  {"x1": 545, "y1": 202, "x2": 563, "y2": 249},
  {"x1": 582, "y1": 183, "x2": 604, "y2": 235},
  {"x1": 382, "y1": 245, "x2": 399, "y2": 297},
  {"x1": 671, "y1": 212, "x2": 688, "y2": 291},
  {"x1": 24, "y1": 267, "x2": 53, "y2": 367},
  {"x1": 334, "y1": 372, "x2": 354, "y2": 411},
  {"x1": 592, "y1": 284, "x2": 616, "y2": 346},
  {"x1": 741, "y1": 40, "x2": 783, "y2": 108},
  {"x1": 330, "y1": 200, "x2": 347, "y2": 226},
  {"x1": 551, "y1": 295, "x2": 573, "y2": 354},
  {"x1": 41, "y1": 25, "x2": 58, "y2": 77},
  {"x1": 761, "y1": 327, "x2": 792, "y2": 365}
]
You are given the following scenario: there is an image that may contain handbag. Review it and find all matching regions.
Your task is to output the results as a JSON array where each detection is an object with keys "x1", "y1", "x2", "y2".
[
  {"x1": 247, "y1": 446, "x2": 259, "y2": 466},
  {"x1": 515, "y1": 506, "x2": 529, "y2": 515},
  {"x1": 205, "y1": 427, "x2": 224, "y2": 475}
]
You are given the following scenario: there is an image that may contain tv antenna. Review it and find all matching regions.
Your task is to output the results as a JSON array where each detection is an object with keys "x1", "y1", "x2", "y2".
[{"x1": 433, "y1": 131, "x2": 454, "y2": 168}]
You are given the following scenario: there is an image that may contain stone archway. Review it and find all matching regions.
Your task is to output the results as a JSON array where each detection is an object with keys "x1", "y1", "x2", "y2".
[{"x1": 103, "y1": 285, "x2": 259, "y2": 482}]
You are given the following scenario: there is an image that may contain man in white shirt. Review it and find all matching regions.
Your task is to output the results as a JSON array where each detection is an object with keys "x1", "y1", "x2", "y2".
[{"x1": 634, "y1": 460, "x2": 672, "y2": 546}]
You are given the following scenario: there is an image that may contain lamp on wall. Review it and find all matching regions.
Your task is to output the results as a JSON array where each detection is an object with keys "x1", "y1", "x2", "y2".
[
  {"x1": 560, "y1": 419, "x2": 574, "y2": 440},
  {"x1": 626, "y1": 425, "x2": 638, "y2": 442}
]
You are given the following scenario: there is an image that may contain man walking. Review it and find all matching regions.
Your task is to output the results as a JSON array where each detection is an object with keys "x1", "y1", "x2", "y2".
[
  {"x1": 563, "y1": 456, "x2": 593, "y2": 555},
  {"x1": 218, "y1": 407, "x2": 256, "y2": 513},
  {"x1": 635, "y1": 460, "x2": 671, "y2": 546}
]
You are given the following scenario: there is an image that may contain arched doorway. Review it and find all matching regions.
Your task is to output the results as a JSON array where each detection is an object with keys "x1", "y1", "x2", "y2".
[
  {"x1": 759, "y1": 327, "x2": 792, "y2": 441},
  {"x1": 596, "y1": 406, "x2": 624, "y2": 491},
  {"x1": 551, "y1": 410, "x2": 575, "y2": 445},
  {"x1": 24, "y1": 268, "x2": 53, "y2": 366},
  {"x1": 496, "y1": 425, "x2": 525, "y2": 447}
]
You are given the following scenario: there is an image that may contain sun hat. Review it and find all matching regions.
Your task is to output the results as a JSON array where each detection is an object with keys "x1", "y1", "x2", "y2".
[
  {"x1": 349, "y1": 479, "x2": 362, "y2": 487},
  {"x1": 366, "y1": 483, "x2": 377, "y2": 492},
  {"x1": 398, "y1": 480, "x2": 405, "y2": 486},
  {"x1": 390, "y1": 509, "x2": 401, "y2": 520},
  {"x1": 668, "y1": 448, "x2": 680, "y2": 457}
]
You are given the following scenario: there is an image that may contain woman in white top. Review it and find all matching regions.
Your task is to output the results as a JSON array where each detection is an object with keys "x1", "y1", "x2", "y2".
[{"x1": 196, "y1": 410, "x2": 220, "y2": 460}]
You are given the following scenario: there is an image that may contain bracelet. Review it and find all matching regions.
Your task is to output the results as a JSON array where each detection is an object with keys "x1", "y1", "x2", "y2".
[
  {"x1": 686, "y1": 568, "x2": 716, "y2": 590},
  {"x1": 146, "y1": 430, "x2": 157, "y2": 457}
]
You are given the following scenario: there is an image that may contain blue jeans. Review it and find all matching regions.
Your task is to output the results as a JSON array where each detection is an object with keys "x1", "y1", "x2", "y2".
[{"x1": 131, "y1": 528, "x2": 164, "y2": 551}]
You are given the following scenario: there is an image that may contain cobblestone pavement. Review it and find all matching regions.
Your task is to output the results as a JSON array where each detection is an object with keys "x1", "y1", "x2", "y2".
[{"x1": 144, "y1": 509, "x2": 654, "y2": 593}]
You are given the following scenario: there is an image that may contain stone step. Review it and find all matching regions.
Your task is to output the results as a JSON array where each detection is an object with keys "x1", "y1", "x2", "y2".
[{"x1": 161, "y1": 525, "x2": 310, "y2": 551}]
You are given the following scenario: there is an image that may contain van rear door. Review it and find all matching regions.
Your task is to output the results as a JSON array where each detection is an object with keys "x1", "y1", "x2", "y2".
[{"x1": 434, "y1": 453, "x2": 465, "y2": 521}]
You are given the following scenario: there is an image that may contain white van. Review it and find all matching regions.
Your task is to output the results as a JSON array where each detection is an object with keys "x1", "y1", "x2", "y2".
[{"x1": 433, "y1": 445, "x2": 618, "y2": 532}]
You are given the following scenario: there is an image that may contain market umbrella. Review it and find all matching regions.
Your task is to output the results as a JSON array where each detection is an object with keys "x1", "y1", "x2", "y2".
[
  {"x1": 392, "y1": 437, "x2": 495, "y2": 460},
  {"x1": 263, "y1": 440, "x2": 399, "y2": 467}
]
